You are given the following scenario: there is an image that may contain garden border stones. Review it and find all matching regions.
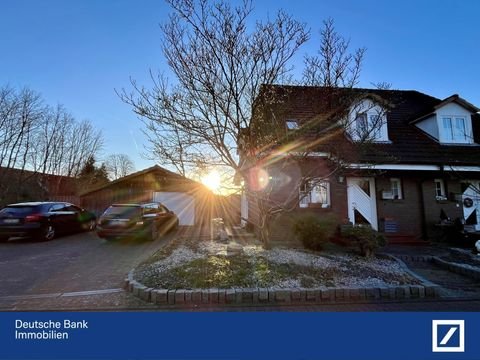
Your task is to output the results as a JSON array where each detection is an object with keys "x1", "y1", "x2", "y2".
[
  {"x1": 125, "y1": 268, "x2": 440, "y2": 306},
  {"x1": 433, "y1": 256, "x2": 480, "y2": 280}
]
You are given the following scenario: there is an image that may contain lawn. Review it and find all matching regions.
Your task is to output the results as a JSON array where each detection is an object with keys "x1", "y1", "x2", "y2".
[{"x1": 134, "y1": 238, "x2": 420, "y2": 290}]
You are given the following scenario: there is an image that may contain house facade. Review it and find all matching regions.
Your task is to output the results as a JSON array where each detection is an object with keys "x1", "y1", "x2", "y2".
[{"x1": 240, "y1": 85, "x2": 480, "y2": 246}]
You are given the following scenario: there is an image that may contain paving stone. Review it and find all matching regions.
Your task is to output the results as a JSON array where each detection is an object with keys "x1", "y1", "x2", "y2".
[
  {"x1": 258, "y1": 288, "x2": 268, "y2": 302},
  {"x1": 218, "y1": 290, "x2": 226, "y2": 304},
  {"x1": 335, "y1": 288, "x2": 345, "y2": 301},
  {"x1": 202, "y1": 290, "x2": 210, "y2": 304},
  {"x1": 409, "y1": 285, "x2": 422, "y2": 298},
  {"x1": 133, "y1": 284, "x2": 145, "y2": 297},
  {"x1": 379, "y1": 286, "x2": 392, "y2": 299},
  {"x1": 175, "y1": 290, "x2": 185, "y2": 304},
  {"x1": 275, "y1": 290, "x2": 290, "y2": 303},
  {"x1": 167, "y1": 290, "x2": 176, "y2": 305},
  {"x1": 321, "y1": 288, "x2": 334, "y2": 302},
  {"x1": 235, "y1": 289, "x2": 243, "y2": 304},
  {"x1": 365, "y1": 288, "x2": 380, "y2": 300},
  {"x1": 306, "y1": 289, "x2": 316, "y2": 302},
  {"x1": 252, "y1": 289, "x2": 259, "y2": 303},
  {"x1": 268, "y1": 289, "x2": 276, "y2": 302},
  {"x1": 209, "y1": 289, "x2": 219, "y2": 304},
  {"x1": 151, "y1": 289, "x2": 168, "y2": 304},
  {"x1": 347, "y1": 287, "x2": 360, "y2": 300},
  {"x1": 425, "y1": 286, "x2": 440, "y2": 298},
  {"x1": 140, "y1": 287, "x2": 152, "y2": 302},
  {"x1": 192, "y1": 290, "x2": 202, "y2": 303},
  {"x1": 225, "y1": 289, "x2": 236, "y2": 304},
  {"x1": 290, "y1": 289, "x2": 303, "y2": 303},
  {"x1": 184, "y1": 290, "x2": 192, "y2": 303},
  {"x1": 241, "y1": 289, "x2": 254, "y2": 303},
  {"x1": 395, "y1": 286, "x2": 406, "y2": 299}
]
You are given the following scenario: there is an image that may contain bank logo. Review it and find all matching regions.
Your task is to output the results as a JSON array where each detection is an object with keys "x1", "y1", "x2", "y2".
[{"x1": 432, "y1": 320, "x2": 465, "y2": 352}]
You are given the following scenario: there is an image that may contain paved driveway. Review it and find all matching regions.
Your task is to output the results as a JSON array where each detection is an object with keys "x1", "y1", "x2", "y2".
[{"x1": 0, "y1": 230, "x2": 173, "y2": 305}]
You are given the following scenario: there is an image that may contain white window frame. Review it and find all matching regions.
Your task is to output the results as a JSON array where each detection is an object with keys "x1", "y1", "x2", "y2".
[
  {"x1": 382, "y1": 178, "x2": 402, "y2": 200},
  {"x1": 299, "y1": 179, "x2": 331, "y2": 208},
  {"x1": 439, "y1": 115, "x2": 473, "y2": 144},
  {"x1": 349, "y1": 103, "x2": 389, "y2": 142},
  {"x1": 434, "y1": 179, "x2": 447, "y2": 200}
]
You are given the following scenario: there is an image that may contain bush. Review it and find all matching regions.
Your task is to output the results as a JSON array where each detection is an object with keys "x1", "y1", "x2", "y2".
[
  {"x1": 293, "y1": 213, "x2": 338, "y2": 251},
  {"x1": 342, "y1": 225, "x2": 386, "y2": 257}
]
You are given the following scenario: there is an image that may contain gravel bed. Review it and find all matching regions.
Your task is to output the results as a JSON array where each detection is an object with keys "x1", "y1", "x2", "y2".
[{"x1": 135, "y1": 240, "x2": 420, "y2": 289}]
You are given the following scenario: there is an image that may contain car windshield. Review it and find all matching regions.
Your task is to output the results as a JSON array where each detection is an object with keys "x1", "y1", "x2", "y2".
[
  {"x1": 102, "y1": 206, "x2": 142, "y2": 218},
  {"x1": 0, "y1": 206, "x2": 38, "y2": 216}
]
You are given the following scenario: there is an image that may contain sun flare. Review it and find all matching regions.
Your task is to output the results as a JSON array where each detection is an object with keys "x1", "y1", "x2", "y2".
[{"x1": 201, "y1": 170, "x2": 222, "y2": 193}]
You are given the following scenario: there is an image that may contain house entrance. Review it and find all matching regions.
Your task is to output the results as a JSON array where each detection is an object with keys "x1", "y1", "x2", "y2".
[
  {"x1": 462, "y1": 181, "x2": 480, "y2": 231},
  {"x1": 347, "y1": 177, "x2": 378, "y2": 230}
]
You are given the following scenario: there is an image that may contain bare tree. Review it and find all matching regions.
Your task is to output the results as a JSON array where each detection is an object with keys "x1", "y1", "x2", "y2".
[
  {"x1": 105, "y1": 153, "x2": 135, "y2": 180},
  {"x1": 118, "y1": 0, "x2": 309, "y2": 177},
  {"x1": 0, "y1": 85, "x2": 104, "y2": 205},
  {"x1": 302, "y1": 18, "x2": 366, "y2": 87},
  {"x1": 119, "y1": 1, "x2": 384, "y2": 246}
]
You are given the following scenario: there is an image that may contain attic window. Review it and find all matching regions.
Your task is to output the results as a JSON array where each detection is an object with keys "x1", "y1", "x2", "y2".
[
  {"x1": 349, "y1": 100, "x2": 389, "y2": 142},
  {"x1": 286, "y1": 119, "x2": 299, "y2": 130}
]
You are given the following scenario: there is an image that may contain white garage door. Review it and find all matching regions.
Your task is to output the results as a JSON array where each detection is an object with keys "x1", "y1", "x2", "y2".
[{"x1": 153, "y1": 192, "x2": 195, "y2": 226}]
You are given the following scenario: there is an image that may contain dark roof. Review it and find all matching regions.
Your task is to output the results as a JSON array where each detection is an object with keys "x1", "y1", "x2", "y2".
[
  {"x1": 80, "y1": 165, "x2": 201, "y2": 196},
  {"x1": 253, "y1": 85, "x2": 480, "y2": 167}
]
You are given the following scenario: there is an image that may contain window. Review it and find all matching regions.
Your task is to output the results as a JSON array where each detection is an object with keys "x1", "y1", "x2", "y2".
[
  {"x1": 351, "y1": 110, "x2": 388, "y2": 142},
  {"x1": 382, "y1": 178, "x2": 402, "y2": 200},
  {"x1": 441, "y1": 116, "x2": 471, "y2": 143},
  {"x1": 299, "y1": 179, "x2": 330, "y2": 208},
  {"x1": 286, "y1": 119, "x2": 299, "y2": 130},
  {"x1": 434, "y1": 179, "x2": 446, "y2": 200}
]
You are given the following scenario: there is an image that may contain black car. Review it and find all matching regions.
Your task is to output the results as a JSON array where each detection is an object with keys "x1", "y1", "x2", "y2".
[
  {"x1": 0, "y1": 202, "x2": 97, "y2": 242},
  {"x1": 96, "y1": 203, "x2": 179, "y2": 241}
]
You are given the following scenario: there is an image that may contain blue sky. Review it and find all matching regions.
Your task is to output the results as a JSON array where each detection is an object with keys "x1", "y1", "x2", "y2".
[{"x1": 1, "y1": 0, "x2": 479, "y2": 171}]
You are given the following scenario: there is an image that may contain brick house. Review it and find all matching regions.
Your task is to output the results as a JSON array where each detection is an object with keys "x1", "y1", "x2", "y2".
[{"x1": 239, "y1": 85, "x2": 480, "y2": 246}]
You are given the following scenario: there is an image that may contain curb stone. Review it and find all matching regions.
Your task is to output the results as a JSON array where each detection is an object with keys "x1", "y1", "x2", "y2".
[
  {"x1": 433, "y1": 256, "x2": 480, "y2": 280},
  {"x1": 125, "y1": 261, "x2": 440, "y2": 306}
]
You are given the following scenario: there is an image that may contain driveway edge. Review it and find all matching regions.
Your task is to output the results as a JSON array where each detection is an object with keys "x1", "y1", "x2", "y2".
[{"x1": 432, "y1": 256, "x2": 480, "y2": 280}]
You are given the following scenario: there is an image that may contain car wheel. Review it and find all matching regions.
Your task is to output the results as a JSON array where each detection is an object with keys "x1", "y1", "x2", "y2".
[{"x1": 40, "y1": 225, "x2": 55, "y2": 241}]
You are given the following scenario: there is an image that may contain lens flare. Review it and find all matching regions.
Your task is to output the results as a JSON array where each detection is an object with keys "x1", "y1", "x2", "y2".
[{"x1": 201, "y1": 170, "x2": 222, "y2": 193}]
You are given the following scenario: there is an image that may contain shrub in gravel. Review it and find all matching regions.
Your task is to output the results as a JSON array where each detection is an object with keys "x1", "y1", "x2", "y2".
[
  {"x1": 293, "y1": 213, "x2": 338, "y2": 251},
  {"x1": 342, "y1": 225, "x2": 386, "y2": 257}
]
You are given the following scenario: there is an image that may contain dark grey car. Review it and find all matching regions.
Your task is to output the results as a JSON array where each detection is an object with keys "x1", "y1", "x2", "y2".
[
  {"x1": 96, "y1": 203, "x2": 179, "y2": 241},
  {"x1": 0, "y1": 202, "x2": 97, "y2": 242}
]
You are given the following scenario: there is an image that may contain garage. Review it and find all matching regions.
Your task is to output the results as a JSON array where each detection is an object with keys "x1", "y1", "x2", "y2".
[
  {"x1": 80, "y1": 165, "x2": 208, "y2": 226},
  {"x1": 153, "y1": 192, "x2": 195, "y2": 226}
]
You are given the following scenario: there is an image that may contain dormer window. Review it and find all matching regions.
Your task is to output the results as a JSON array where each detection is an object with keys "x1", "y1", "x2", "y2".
[
  {"x1": 441, "y1": 116, "x2": 471, "y2": 143},
  {"x1": 348, "y1": 99, "x2": 389, "y2": 142},
  {"x1": 286, "y1": 119, "x2": 299, "y2": 130},
  {"x1": 413, "y1": 95, "x2": 477, "y2": 145}
]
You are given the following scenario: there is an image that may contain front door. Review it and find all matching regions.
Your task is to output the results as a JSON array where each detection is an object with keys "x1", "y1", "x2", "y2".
[
  {"x1": 347, "y1": 177, "x2": 378, "y2": 230},
  {"x1": 462, "y1": 181, "x2": 480, "y2": 231}
]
